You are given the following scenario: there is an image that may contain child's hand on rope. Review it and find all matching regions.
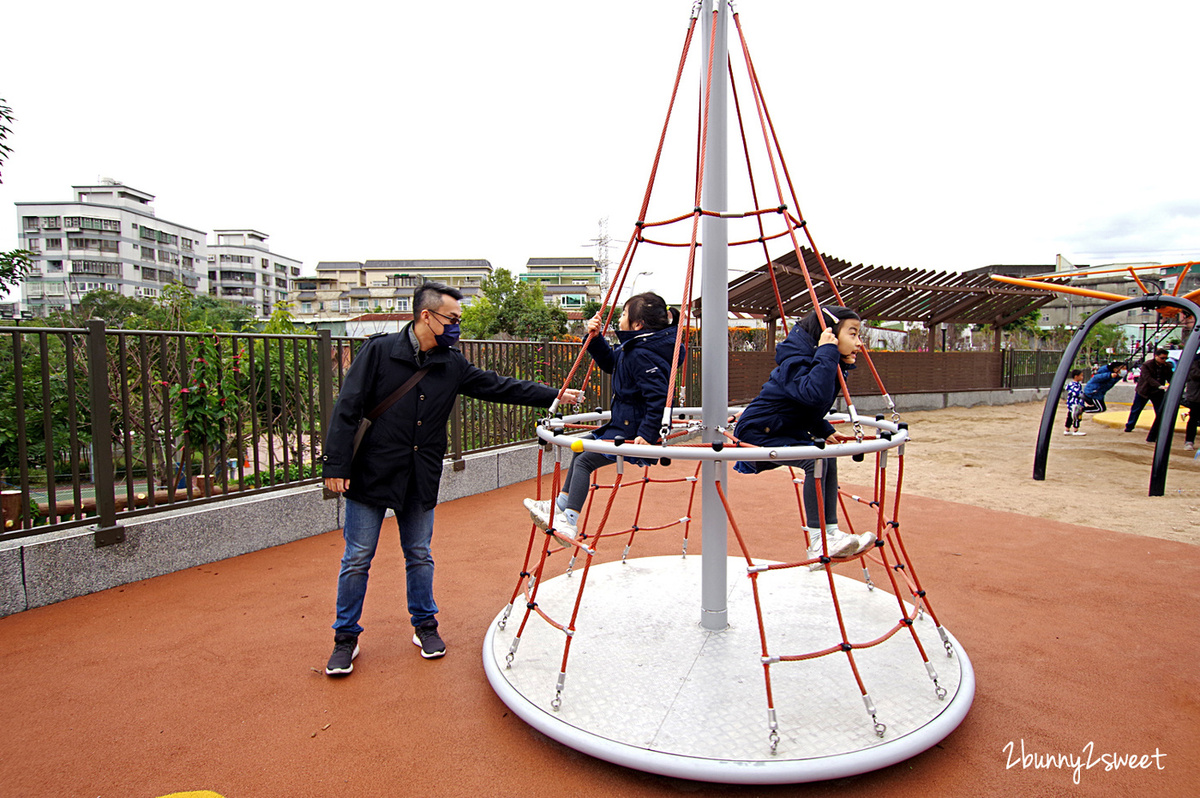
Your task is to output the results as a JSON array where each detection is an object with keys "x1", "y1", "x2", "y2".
[
  {"x1": 633, "y1": 435, "x2": 651, "y2": 446},
  {"x1": 586, "y1": 313, "x2": 603, "y2": 336},
  {"x1": 818, "y1": 327, "x2": 838, "y2": 347}
]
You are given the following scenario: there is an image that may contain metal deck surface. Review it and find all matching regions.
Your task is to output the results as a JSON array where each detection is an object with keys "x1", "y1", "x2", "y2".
[{"x1": 484, "y1": 555, "x2": 973, "y2": 783}]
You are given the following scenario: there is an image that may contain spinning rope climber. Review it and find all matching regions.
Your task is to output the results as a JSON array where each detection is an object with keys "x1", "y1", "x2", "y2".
[{"x1": 483, "y1": 1, "x2": 973, "y2": 784}]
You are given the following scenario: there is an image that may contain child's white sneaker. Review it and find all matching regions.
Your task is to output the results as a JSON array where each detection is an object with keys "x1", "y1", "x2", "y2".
[
  {"x1": 523, "y1": 498, "x2": 552, "y2": 529},
  {"x1": 550, "y1": 513, "x2": 578, "y2": 545},
  {"x1": 805, "y1": 526, "x2": 874, "y2": 571},
  {"x1": 1074, "y1": 429, "x2": 1086, "y2": 436},
  {"x1": 523, "y1": 498, "x2": 579, "y2": 546}
]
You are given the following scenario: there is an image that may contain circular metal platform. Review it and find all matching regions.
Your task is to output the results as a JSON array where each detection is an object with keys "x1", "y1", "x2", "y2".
[{"x1": 483, "y1": 555, "x2": 974, "y2": 784}]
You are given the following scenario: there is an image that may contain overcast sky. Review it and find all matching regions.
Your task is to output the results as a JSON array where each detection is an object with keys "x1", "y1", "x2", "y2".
[{"x1": 3, "y1": 0, "x2": 1197, "y2": 305}]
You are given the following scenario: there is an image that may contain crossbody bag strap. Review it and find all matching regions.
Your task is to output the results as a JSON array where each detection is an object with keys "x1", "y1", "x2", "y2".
[
  {"x1": 366, "y1": 366, "x2": 430, "y2": 421},
  {"x1": 351, "y1": 366, "x2": 431, "y2": 461}
]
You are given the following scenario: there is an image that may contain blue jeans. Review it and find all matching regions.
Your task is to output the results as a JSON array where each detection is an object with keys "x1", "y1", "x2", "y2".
[{"x1": 333, "y1": 494, "x2": 437, "y2": 637}]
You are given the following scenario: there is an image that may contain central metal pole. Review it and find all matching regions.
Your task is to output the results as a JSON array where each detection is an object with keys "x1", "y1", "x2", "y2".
[{"x1": 699, "y1": 0, "x2": 729, "y2": 632}]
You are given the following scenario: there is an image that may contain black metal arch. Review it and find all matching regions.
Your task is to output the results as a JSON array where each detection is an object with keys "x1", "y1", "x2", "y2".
[{"x1": 1034, "y1": 295, "x2": 1200, "y2": 496}]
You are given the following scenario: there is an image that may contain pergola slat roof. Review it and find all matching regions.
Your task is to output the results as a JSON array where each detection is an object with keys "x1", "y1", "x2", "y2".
[{"x1": 698, "y1": 248, "x2": 1059, "y2": 327}]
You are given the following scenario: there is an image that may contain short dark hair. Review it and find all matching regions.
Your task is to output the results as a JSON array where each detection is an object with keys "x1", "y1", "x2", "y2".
[
  {"x1": 413, "y1": 282, "x2": 463, "y2": 315},
  {"x1": 1154, "y1": 348, "x2": 1169, "y2": 357},
  {"x1": 1108, "y1": 361, "x2": 1127, "y2": 372},
  {"x1": 1070, "y1": 369, "x2": 1083, "y2": 379}
]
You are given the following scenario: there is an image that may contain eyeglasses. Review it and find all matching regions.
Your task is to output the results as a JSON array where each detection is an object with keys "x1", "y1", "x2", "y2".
[{"x1": 428, "y1": 309, "x2": 461, "y2": 325}]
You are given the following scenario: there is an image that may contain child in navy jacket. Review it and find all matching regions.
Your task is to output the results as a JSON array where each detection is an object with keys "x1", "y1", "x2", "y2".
[
  {"x1": 524, "y1": 292, "x2": 681, "y2": 543},
  {"x1": 734, "y1": 306, "x2": 874, "y2": 568}
]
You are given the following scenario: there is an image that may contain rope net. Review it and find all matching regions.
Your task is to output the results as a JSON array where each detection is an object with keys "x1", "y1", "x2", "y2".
[{"x1": 500, "y1": 5, "x2": 957, "y2": 750}]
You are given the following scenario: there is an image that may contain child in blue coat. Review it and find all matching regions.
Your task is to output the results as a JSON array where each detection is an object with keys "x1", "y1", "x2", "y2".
[
  {"x1": 733, "y1": 306, "x2": 874, "y2": 568},
  {"x1": 524, "y1": 292, "x2": 681, "y2": 543}
]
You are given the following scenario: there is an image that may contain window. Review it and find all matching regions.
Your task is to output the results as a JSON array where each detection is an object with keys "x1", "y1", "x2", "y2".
[
  {"x1": 220, "y1": 254, "x2": 254, "y2": 264},
  {"x1": 397, "y1": 298, "x2": 411, "y2": 312},
  {"x1": 45, "y1": 238, "x2": 62, "y2": 250},
  {"x1": 25, "y1": 283, "x2": 45, "y2": 298},
  {"x1": 141, "y1": 246, "x2": 156, "y2": 261},
  {"x1": 357, "y1": 299, "x2": 369, "y2": 310},
  {"x1": 45, "y1": 282, "x2": 66, "y2": 296},
  {"x1": 301, "y1": 302, "x2": 313, "y2": 314},
  {"x1": 48, "y1": 260, "x2": 64, "y2": 272},
  {"x1": 182, "y1": 256, "x2": 194, "y2": 270},
  {"x1": 291, "y1": 267, "x2": 300, "y2": 276},
  {"x1": 23, "y1": 217, "x2": 39, "y2": 230},
  {"x1": 181, "y1": 238, "x2": 193, "y2": 251},
  {"x1": 26, "y1": 238, "x2": 40, "y2": 252},
  {"x1": 42, "y1": 217, "x2": 61, "y2": 229},
  {"x1": 262, "y1": 258, "x2": 269, "y2": 268},
  {"x1": 101, "y1": 219, "x2": 120, "y2": 232},
  {"x1": 140, "y1": 226, "x2": 157, "y2": 241}
]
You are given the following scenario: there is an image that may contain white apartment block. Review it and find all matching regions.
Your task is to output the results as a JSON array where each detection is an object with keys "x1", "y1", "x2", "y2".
[
  {"x1": 293, "y1": 259, "x2": 492, "y2": 321},
  {"x1": 519, "y1": 257, "x2": 602, "y2": 314},
  {"x1": 207, "y1": 229, "x2": 303, "y2": 317},
  {"x1": 14, "y1": 181, "x2": 207, "y2": 316}
]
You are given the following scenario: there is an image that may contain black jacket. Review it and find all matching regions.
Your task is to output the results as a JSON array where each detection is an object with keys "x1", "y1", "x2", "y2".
[
  {"x1": 322, "y1": 324, "x2": 560, "y2": 510},
  {"x1": 1135, "y1": 356, "x2": 1173, "y2": 399}
]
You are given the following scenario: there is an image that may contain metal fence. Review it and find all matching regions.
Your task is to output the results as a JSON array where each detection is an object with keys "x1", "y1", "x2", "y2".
[
  {"x1": 1, "y1": 322, "x2": 345, "y2": 544},
  {"x1": 1002, "y1": 349, "x2": 1066, "y2": 389},
  {"x1": 6, "y1": 319, "x2": 1041, "y2": 545},
  {"x1": 0, "y1": 324, "x2": 701, "y2": 544}
]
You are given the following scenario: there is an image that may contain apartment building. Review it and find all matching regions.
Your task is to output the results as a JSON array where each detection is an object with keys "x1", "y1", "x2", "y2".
[
  {"x1": 293, "y1": 259, "x2": 492, "y2": 322},
  {"x1": 207, "y1": 229, "x2": 303, "y2": 317},
  {"x1": 14, "y1": 181, "x2": 207, "y2": 316},
  {"x1": 519, "y1": 257, "x2": 602, "y2": 313}
]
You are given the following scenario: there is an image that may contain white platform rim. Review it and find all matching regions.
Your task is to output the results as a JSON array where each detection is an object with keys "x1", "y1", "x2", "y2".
[{"x1": 482, "y1": 559, "x2": 976, "y2": 785}]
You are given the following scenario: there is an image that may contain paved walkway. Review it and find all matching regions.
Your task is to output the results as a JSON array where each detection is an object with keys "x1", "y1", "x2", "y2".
[{"x1": 1, "y1": 465, "x2": 1197, "y2": 797}]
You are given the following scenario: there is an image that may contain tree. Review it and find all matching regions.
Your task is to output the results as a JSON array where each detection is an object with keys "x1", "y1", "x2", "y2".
[
  {"x1": 461, "y1": 268, "x2": 569, "y2": 340},
  {"x1": 0, "y1": 98, "x2": 33, "y2": 295}
]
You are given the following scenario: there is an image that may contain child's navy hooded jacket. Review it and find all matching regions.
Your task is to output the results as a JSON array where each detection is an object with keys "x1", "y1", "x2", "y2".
[
  {"x1": 733, "y1": 322, "x2": 853, "y2": 473},
  {"x1": 587, "y1": 323, "x2": 682, "y2": 445}
]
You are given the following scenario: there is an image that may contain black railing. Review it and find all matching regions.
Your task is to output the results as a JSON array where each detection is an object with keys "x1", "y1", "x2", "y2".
[
  {"x1": 1002, "y1": 349, "x2": 1066, "y2": 389},
  {"x1": 1, "y1": 323, "x2": 339, "y2": 544},
  {"x1": 1, "y1": 324, "x2": 701, "y2": 544}
]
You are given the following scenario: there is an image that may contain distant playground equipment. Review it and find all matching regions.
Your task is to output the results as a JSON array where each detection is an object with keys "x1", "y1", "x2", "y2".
[
  {"x1": 484, "y1": 1, "x2": 973, "y2": 784},
  {"x1": 991, "y1": 264, "x2": 1200, "y2": 495}
]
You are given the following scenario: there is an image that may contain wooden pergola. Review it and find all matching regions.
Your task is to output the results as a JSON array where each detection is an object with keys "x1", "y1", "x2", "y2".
[{"x1": 695, "y1": 248, "x2": 1061, "y2": 350}]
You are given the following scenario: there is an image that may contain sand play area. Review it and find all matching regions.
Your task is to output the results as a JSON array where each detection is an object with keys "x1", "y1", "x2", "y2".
[{"x1": 884, "y1": 399, "x2": 1200, "y2": 546}]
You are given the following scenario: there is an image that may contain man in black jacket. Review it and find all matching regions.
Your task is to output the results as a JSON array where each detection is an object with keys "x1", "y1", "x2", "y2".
[
  {"x1": 1124, "y1": 348, "x2": 1174, "y2": 442},
  {"x1": 321, "y1": 282, "x2": 583, "y2": 675}
]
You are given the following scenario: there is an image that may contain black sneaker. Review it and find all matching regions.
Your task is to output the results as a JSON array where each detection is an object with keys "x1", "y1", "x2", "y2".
[
  {"x1": 325, "y1": 633, "x2": 359, "y2": 676},
  {"x1": 412, "y1": 623, "x2": 446, "y2": 659}
]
